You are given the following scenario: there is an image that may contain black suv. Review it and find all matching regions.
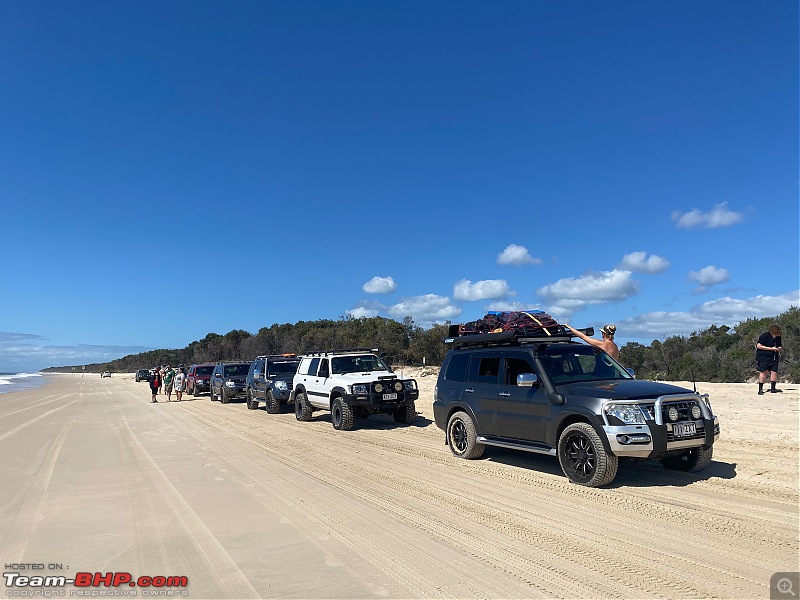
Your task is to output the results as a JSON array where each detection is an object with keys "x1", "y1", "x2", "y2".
[
  {"x1": 432, "y1": 327, "x2": 720, "y2": 487},
  {"x1": 135, "y1": 369, "x2": 150, "y2": 382},
  {"x1": 210, "y1": 361, "x2": 252, "y2": 404},
  {"x1": 245, "y1": 354, "x2": 301, "y2": 412}
]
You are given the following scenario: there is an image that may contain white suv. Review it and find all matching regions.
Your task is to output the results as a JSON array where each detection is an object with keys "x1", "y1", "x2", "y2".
[{"x1": 291, "y1": 349, "x2": 419, "y2": 430}]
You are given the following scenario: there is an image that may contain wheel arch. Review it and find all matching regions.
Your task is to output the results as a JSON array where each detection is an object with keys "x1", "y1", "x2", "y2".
[
  {"x1": 553, "y1": 411, "x2": 612, "y2": 454},
  {"x1": 443, "y1": 403, "x2": 481, "y2": 445}
]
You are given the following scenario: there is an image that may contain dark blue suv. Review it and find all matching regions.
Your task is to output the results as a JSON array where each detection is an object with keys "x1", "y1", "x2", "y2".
[{"x1": 245, "y1": 354, "x2": 301, "y2": 413}]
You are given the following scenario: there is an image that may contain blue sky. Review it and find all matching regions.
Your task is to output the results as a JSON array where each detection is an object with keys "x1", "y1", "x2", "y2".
[{"x1": 1, "y1": 1, "x2": 797, "y2": 373}]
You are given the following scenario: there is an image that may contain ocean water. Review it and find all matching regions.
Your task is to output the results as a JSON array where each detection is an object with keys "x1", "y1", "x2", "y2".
[{"x1": 0, "y1": 372, "x2": 47, "y2": 394}]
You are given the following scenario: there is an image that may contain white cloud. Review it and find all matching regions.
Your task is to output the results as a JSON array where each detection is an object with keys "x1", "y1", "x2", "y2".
[
  {"x1": 0, "y1": 341, "x2": 152, "y2": 372},
  {"x1": 671, "y1": 202, "x2": 743, "y2": 229},
  {"x1": 388, "y1": 294, "x2": 461, "y2": 327},
  {"x1": 453, "y1": 279, "x2": 510, "y2": 301},
  {"x1": 486, "y1": 300, "x2": 538, "y2": 312},
  {"x1": 688, "y1": 266, "x2": 730, "y2": 292},
  {"x1": 497, "y1": 244, "x2": 541, "y2": 266},
  {"x1": 345, "y1": 307, "x2": 379, "y2": 319},
  {"x1": 619, "y1": 251, "x2": 670, "y2": 274},
  {"x1": 362, "y1": 276, "x2": 397, "y2": 294},
  {"x1": 536, "y1": 270, "x2": 639, "y2": 317},
  {"x1": 619, "y1": 291, "x2": 800, "y2": 340}
]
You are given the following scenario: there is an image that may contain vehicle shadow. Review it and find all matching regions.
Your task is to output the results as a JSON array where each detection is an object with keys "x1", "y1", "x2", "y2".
[
  {"x1": 311, "y1": 412, "x2": 434, "y2": 431},
  {"x1": 482, "y1": 447, "x2": 737, "y2": 488}
]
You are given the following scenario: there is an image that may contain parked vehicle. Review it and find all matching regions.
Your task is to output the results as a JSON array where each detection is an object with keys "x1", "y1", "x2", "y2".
[
  {"x1": 432, "y1": 326, "x2": 720, "y2": 487},
  {"x1": 210, "y1": 361, "x2": 252, "y2": 404},
  {"x1": 290, "y1": 348, "x2": 418, "y2": 430},
  {"x1": 245, "y1": 354, "x2": 301, "y2": 412},
  {"x1": 186, "y1": 363, "x2": 215, "y2": 396},
  {"x1": 101, "y1": 371, "x2": 111, "y2": 378},
  {"x1": 135, "y1": 369, "x2": 150, "y2": 382}
]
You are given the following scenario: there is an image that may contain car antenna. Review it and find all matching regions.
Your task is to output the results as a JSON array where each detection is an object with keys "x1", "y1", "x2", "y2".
[{"x1": 690, "y1": 367, "x2": 697, "y2": 393}]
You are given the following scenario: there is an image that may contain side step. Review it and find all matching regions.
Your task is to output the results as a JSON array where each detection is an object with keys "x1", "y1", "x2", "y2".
[{"x1": 476, "y1": 436, "x2": 557, "y2": 456}]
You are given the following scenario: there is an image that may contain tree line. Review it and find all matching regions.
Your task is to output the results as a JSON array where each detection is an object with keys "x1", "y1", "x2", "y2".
[{"x1": 44, "y1": 308, "x2": 798, "y2": 383}]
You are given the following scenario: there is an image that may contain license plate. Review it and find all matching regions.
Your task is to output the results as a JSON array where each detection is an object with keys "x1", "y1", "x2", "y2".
[
  {"x1": 673, "y1": 422, "x2": 697, "y2": 438},
  {"x1": 382, "y1": 393, "x2": 398, "y2": 401}
]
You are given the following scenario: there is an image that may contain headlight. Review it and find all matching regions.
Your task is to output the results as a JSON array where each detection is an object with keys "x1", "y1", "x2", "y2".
[
  {"x1": 350, "y1": 384, "x2": 368, "y2": 394},
  {"x1": 374, "y1": 383, "x2": 384, "y2": 393},
  {"x1": 275, "y1": 380, "x2": 288, "y2": 391},
  {"x1": 667, "y1": 406, "x2": 679, "y2": 422},
  {"x1": 691, "y1": 404, "x2": 703, "y2": 420},
  {"x1": 605, "y1": 403, "x2": 646, "y2": 425},
  {"x1": 394, "y1": 381, "x2": 403, "y2": 392},
  {"x1": 403, "y1": 380, "x2": 416, "y2": 390},
  {"x1": 225, "y1": 380, "x2": 236, "y2": 387}
]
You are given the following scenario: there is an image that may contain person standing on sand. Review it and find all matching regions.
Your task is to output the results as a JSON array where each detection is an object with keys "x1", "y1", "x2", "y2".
[
  {"x1": 163, "y1": 365, "x2": 175, "y2": 401},
  {"x1": 756, "y1": 324, "x2": 783, "y2": 395},
  {"x1": 149, "y1": 367, "x2": 162, "y2": 403},
  {"x1": 174, "y1": 365, "x2": 186, "y2": 401},
  {"x1": 564, "y1": 323, "x2": 620, "y2": 361}
]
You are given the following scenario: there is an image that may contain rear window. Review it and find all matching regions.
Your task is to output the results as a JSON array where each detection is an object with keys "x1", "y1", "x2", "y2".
[{"x1": 444, "y1": 353, "x2": 469, "y2": 382}]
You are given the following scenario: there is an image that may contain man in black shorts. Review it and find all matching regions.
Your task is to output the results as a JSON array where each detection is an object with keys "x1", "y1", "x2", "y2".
[{"x1": 756, "y1": 324, "x2": 783, "y2": 395}]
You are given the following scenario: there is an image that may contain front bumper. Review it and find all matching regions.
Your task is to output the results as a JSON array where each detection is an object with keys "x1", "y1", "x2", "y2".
[
  {"x1": 193, "y1": 380, "x2": 211, "y2": 392},
  {"x1": 345, "y1": 389, "x2": 419, "y2": 411},
  {"x1": 601, "y1": 416, "x2": 719, "y2": 459}
]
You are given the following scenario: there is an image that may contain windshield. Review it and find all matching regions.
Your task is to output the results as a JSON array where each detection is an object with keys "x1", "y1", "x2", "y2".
[
  {"x1": 539, "y1": 347, "x2": 631, "y2": 384},
  {"x1": 223, "y1": 364, "x2": 250, "y2": 377},
  {"x1": 196, "y1": 366, "x2": 213, "y2": 376},
  {"x1": 331, "y1": 354, "x2": 389, "y2": 375},
  {"x1": 268, "y1": 360, "x2": 300, "y2": 377}
]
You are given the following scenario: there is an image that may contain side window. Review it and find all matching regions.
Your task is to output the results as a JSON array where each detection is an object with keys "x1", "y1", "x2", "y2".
[
  {"x1": 444, "y1": 353, "x2": 469, "y2": 382},
  {"x1": 467, "y1": 356, "x2": 501, "y2": 384},
  {"x1": 254, "y1": 359, "x2": 265, "y2": 377},
  {"x1": 504, "y1": 356, "x2": 535, "y2": 385},
  {"x1": 307, "y1": 358, "x2": 320, "y2": 376},
  {"x1": 318, "y1": 359, "x2": 329, "y2": 378}
]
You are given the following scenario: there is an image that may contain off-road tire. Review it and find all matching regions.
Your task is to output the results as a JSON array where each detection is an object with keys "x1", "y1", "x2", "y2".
[
  {"x1": 558, "y1": 422, "x2": 618, "y2": 487},
  {"x1": 246, "y1": 390, "x2": 257, "y2": 410},
  {"x1": 265, "y1": 390, "x2": 281, "y2": 414},
  {"x1": 447, "y1": 411, "x2": 484, "y2": 459},
  {"x1": 191, "y1": 384, "x2": 197, "y2": 397},
  {"x1": 294, "y1": 391, "x2": 313, "y2": 421},
  {"x1": 210, "y1": 386, "x2": 216, "y2": 401},
  {"x1": 331, "y1": 397, "x2": 354, "y2": 431},
  {"x1": 393, "y1": 401, "x2": 416, "y2": 425},
  {"x1": 221, "y1": 387, "x2": 229, "y2": 404},
  {"x1": 660, "y1": 446, "x2": 713, "y2": 472}
]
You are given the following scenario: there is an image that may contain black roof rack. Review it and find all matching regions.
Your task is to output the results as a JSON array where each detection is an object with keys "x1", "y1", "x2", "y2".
[
  {"x1": 444, "y1": 327, "x2": 594, "y2": 349},
  {"x1": 304, "y1": 348, "x2": 380, "y2": 357}
]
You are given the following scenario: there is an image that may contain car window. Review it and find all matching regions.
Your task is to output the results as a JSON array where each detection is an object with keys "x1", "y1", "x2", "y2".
[
  {"x1": 307, "y1": 358, "x2": 320, "y2": 376},
  {"x1": 467, "y1": 356, "x2": 501, "y2": 384},
  {"x1": 540, "y1": 348, "x2": 630, "y2": 383},
  {"x1": 504, "y1": 356, "x2": 535, "y2": 385},
  {"x1": 223, "y1": 364, "x2": 250, "y2": 377},
  {"x1": 268, "y1": 360, "x2": 299, "y2": 377},
  {"x1": 197, "y1": 366, "x2": 213, "y2": 376},
  {"x1": 318, "y1": 359, "x2": 329, "y2": 378},
  {"x1": 444, "y1": 353, "x2": 469, "y2": 382},
  {"x1": 331, "y1": 354, "x2": 387, "y2": 374}
]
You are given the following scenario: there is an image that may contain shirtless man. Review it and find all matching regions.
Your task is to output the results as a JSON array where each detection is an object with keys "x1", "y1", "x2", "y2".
[{"x1": 565, "y1": 323, "x2": 620, "y2": 361}]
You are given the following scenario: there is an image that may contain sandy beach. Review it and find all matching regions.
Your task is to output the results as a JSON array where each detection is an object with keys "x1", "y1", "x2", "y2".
[{"x1": 0, "y1": 371, "x2": 797, "y2": 599}]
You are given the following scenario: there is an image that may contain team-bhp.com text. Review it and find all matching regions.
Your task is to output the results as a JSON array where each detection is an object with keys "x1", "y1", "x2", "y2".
[{"x1": 4, "y1": 572, "x2": 188, "y2": 597}]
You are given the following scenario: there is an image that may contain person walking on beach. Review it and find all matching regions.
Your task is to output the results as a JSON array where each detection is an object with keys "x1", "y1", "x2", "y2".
[
  {"x1": 756, "y1": 324, "x2": 783, "y2": 395},
  {"x1": 163, "y1": 365, "x2": 175, "y2": 401},
  {"x1": 174, "y1": 365, "x2": 186, "y2": 401},
  {"x1": 149, "y1": 367, "x2": 162, "y2": 403},
  {"x1": 564, "y1": 323, "x2": 620, "y2": 361}
]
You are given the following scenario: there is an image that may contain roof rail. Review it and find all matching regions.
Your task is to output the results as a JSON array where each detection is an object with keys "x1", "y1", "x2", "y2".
[
  {"x1": 305, "y1": 348, "x2": 379, "y2": 356},
  {"x1": 444, "y1": 327, "x2": 594, "y2": 349}
]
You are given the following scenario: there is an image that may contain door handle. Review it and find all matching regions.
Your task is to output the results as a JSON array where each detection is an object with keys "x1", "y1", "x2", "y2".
[
  {"x1": 499, "y1": 392, "x2": 511, "y2": 397},
  {"x1": 464, "y1": 388, "x2": 474, "y2": 393}
]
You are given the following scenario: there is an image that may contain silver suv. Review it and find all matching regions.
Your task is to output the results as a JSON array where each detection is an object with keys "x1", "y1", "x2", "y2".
[{"x1": 291, "y1": 349, "x2": 418, "y2": 430}]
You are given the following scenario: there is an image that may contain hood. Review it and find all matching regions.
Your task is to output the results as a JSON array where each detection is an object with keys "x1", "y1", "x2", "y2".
[
  {"x1": 557, "y1": 379, "x2": 694, "y2": 400},
  {"x1": 335, "y1": 371, "x2": 394, "y2": 384}
]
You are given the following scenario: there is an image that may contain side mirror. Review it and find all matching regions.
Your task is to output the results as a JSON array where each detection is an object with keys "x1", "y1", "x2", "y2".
[{"x1": 517, "y1": 373, "x2": 539, "y2": 387}]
